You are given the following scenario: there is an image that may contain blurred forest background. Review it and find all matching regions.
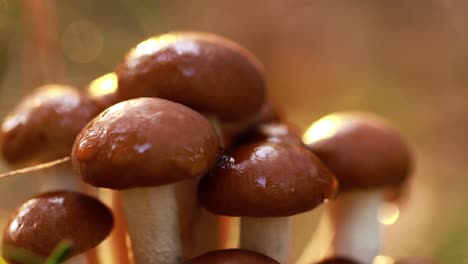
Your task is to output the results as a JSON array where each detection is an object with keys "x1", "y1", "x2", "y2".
[{"x1": 1, "y1": 1, "x2": 468, "y2": 263}]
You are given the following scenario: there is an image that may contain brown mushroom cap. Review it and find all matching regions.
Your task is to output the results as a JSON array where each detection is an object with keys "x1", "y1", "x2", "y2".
[
  {"x1": 395, "y1": 257, "x2": 438, "y2": 264},
  {"x1": 316, "y1": 256, "x2": 361, "y2": 264},
  {"x1": 116, "y1": 32, "x2": 266, "y2": 121},
  {"x1": 72, "y1": 97, "x2": 222, "y2": 189},
  {"x1": 304, "y1": 112, "x2": 412, "y2": 191},
  {"x1": 199, "y1": 141, "x2": 338, "y2": 217},
  {"x1": 183, "y1": 249, "x2": 279, "y2": 264},
  {"x1": 1, "y1": 84, "x2": 101, "y2": 165},
  {"x1": 2, "y1": 191, "x2": 113, "y2": 261}
]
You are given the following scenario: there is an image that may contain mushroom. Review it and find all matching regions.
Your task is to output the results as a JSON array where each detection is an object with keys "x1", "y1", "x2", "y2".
[
  {"x1": 71, "y1": 97, "x2": 222, "y2": 264},
  {"x1": 2, "y1": 191, "x2": 113, "y2": 263},
  {"x1": 115, "y1": 31, "x2": 266, "y2": 255},
  {"x1": 303, "y1": 112, "x2": 413, "y2": 263},
  {"x1": 395, "y1": 257, "x2": 438, "y2": 264},
  {"x1": 183, "y1": 249, "x2": 279, "y2": 264},
  {"x1": 0, "y1": 84, "x2": 100, "y2": 192},
  {"x1": 316, "y1": 256, "x2": 361, "y2": 264},
  {"x1": 116, "y1": 32, "x2": 265, "y2": 122},
  {"x1": 199, "y1": 141, "x2": 338, "y2": 263}
]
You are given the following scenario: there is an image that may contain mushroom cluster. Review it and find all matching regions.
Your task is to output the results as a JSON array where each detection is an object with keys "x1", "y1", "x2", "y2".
[{"x1": 0, "y1": 31, "x2": 436, "y2": 264}]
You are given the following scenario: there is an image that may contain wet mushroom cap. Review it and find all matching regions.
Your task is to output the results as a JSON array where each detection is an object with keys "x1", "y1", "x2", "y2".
[
  {"x1": 316, "y1": 256, "x2": 362, "y2": 264},
  {"x1": 395, "y1": 257, "x2": 438, "y2": 264},
  {"x1": 2, "y1": 191, "x2": 113, "y2": 260},
  {"x1": 72, "y1": 97, "x2": 222, "y2": 189},
  {"x1": 183, "y1": 249, "x2": 279, "y2": 264},
  {"x1": 199, "y1": 141, "x2": 338, "y2": 217},
  {"x1": 116, "y1": 32, "x2": 266, "y2": 121},
  {"x1": 304, "y1": 112, "x2": 412, "y2": 191},
  {"x1": 0, "y1": 84, "x2": 100, "y2": 165}
]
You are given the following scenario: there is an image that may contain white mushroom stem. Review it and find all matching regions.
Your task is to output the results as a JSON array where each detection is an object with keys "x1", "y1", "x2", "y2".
[
  {"x1": 328, "y1": 189, "x2": 382, "y2": 263},
  {"x1": 122, "y1": 185, "x2": 182, "y2": 264},
  {"x1": 240, "y1": 216, "x2": 292, "y2": 263},
  {"x1": 39, "y1": 162, "x2": 86, "y2": 192}
]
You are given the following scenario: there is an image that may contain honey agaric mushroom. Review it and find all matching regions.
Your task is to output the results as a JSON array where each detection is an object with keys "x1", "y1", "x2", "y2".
[
  {"x1": 303, "y1": 112, "x2": 413, "y2": 263},
  {"x1": 199, "y1": 141, "x2": 337, "y2": 263},
  {"x1": 116, "y1": 31, "x2": 266, "y2": 255},
  {"x1": 116, "y1": 32, "x2": 265, "y2": 121},
  {"x1": 72, "y1": 97, "x2": 221, "y2": 264},
  {"x1": 2, "y1": 191, "x2": 113, "y2": 263},
  {"x1": 183, "y1": 249, "x2": 279, "y2": 264},
  {"x1": 0, "y1": 84, "x2": 100, "y2": 192}
]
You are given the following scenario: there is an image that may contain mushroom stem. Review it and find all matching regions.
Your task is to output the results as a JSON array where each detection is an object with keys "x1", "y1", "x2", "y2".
[
  {"x1": 240, "y1": 216, "x2": 292, "y2": 263},
  {"x1": 122, "y1": 184, "x2": 183, "y2": 264},
  {"x1": 328, "y1": 189, "x2": 382, "y2": 263},
  {"x1": 39, "y1": 163, "x2": 85, "y2": 192}
]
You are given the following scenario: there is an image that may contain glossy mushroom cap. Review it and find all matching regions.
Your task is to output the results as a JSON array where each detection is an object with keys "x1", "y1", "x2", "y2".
[
  {"x1": 235, "y1": 122, "x2": 304, "y2": 147},
  {"x1": 86, "y1": 72, "x2": 120, "y2": 110},
  {"x1": 316, "y1": 256, "x2": 361, "y2": 264},
  {"x1": 200, "y1": 141, "x2": 338, "y2": 217},
  {"x1": 2, "y1": 191, "x2": 113, "y2": 261},
  {"x1": 1, "y1": 84, "x2": 100, "y2": 165},
  {"x1": 116, "y1": 32, "x2": 266, "y2": 121},
  {"x1": 303, "y1": 112, "x2": 412, "y2": 191},
  {"x1": 183, "y1": 249, "x2": 279, "y2": 264},
  {"x1": 395, "y1": 257, "x2": 438, "y2": 264},
  {"x1": 72, "y1": 97, "x2": 222, "y2": 189}
]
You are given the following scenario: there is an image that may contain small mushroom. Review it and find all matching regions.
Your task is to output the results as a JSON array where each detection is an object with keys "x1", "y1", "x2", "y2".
[
  {"x1": 72, "y1": 97, "x2": 221, "y2": 264},
  {"x1": 199, "y1": 141, "x2": 337, "y2": 263},
  {"x1": 2, "y1": 191, "x2": 113, "y2": 263},
  {"x1": 116, "y1": 31, "x2": 266, "y2": 255},
  {"x1": 303, "y1": 112, "x2": 413, "y2": 263},
  {"x1": 116, "y1": 32, "x2": 265, "y2": 121},
  {"x1": 183, "y1": 249, "x2": 279, "y2": 264},
  {"x1": 0, "y1": 84, "x2": 100, "y2": 192}
]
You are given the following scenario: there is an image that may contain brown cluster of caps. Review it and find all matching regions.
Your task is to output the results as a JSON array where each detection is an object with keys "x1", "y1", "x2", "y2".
[{"x1": 0, "y1": 30, "x2": 427, "y2": 264}]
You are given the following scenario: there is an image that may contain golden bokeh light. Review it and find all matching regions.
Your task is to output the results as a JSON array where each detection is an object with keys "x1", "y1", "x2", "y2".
[
  {"x1": 61, "y1": 20, "x2": 103, "y2": 64},
  {"x1": 88, "y1": 72, "x2": 117, "y2": 98},
  {"x1": 302, "y1": 114, "x2": 343, "y2": 144},
  {"x1": 373, "y1": 255, "x2": 395, "y2": 264},
  {"x1": 378, "y1": 202, "x2": 400, "y2": 226}
]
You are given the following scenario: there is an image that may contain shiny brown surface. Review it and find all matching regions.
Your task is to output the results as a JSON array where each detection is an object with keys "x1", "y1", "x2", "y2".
[
  {"x1": 183, "y1": 249, "x2": 279, "y2": 264},
  {"x1": 305, "y1": 112, "x2": 412, "y2": 191},
  {"x1": 0, "y1": 84, "x2": 101, "y2": 165},
  {"x1": 395, "y1": 257, "x2": 438, "y2": 264},
  {"x1": 316, "y1": 256, "x2": 361, "y2": 264},
  {"x1": 199, "y1": 141, "x2": 338, "y2": 217},
  {"x1": 86, "y1": 72, "x2": 120, "y2": 111},
  {"x1": 2, "y1": 191, "x2": 113, "y2": 260},
  {"x1": 235, "y1": 122, "x2": 304, "y2": 147},
  {"x1": 116, "y1": 32, "x2": 265, "y2": 121},
  {"x1": 72, "y1": 97, "x2": 222, "y2": 189}
]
